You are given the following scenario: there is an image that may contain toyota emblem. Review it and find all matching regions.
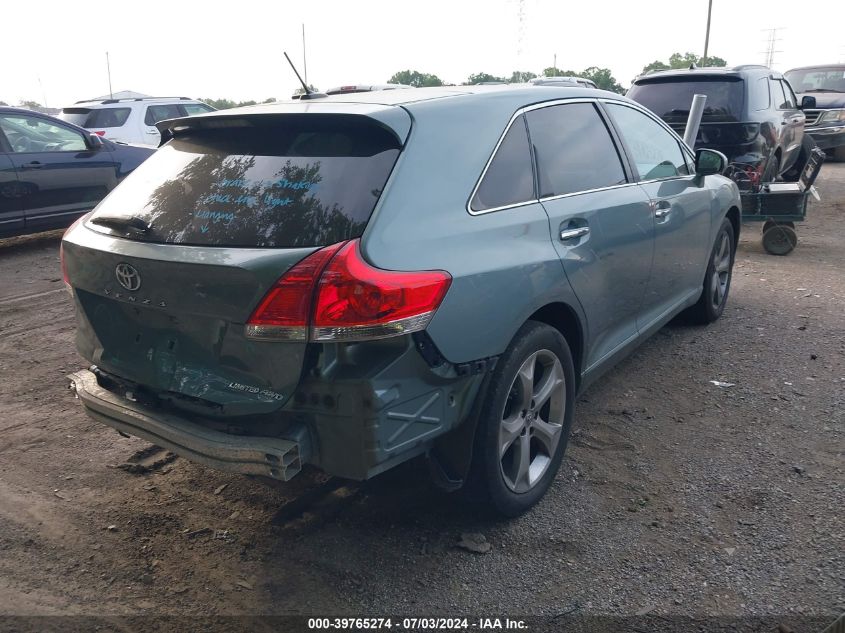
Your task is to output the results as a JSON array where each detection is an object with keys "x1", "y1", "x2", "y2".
[{"x1": 115, "y1": 263, "x2": 141, "y2": 291}]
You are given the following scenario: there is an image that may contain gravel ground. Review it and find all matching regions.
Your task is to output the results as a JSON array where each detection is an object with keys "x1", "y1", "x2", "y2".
[{"x1": 0, "y1": 164, "x2": 842, "y2": 630}]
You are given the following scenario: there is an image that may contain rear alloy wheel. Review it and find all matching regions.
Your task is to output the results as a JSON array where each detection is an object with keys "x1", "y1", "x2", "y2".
[
  {"x1": 499, "y1": 349, "x2": 565, "y2": 493},
  {"x1": 683, "y1": 218, "x2": 736, "y2": 324},
  {"x1": 470, "y1": 321, "x2": 575, "y2": 517}
]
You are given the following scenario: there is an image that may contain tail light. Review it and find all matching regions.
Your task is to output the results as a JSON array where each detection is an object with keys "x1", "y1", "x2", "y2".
[
  {"x1": 60, "y1": 213, "x2": 90, "y2": 294},
  {"x1": 244, "y1": 242, "x2": 345, "y2": 341},
  {"x1": 92, "y1": 130, "x2": 106, "y2": 136},
  {"x1": 246, "y1": 240, "x2": 451, "y2": 343}
]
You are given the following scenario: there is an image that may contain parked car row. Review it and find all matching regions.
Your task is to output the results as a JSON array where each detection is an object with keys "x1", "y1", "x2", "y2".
[
  {"x1": 59, "y1": 96, "x2": 215, "y2": 147},
  {"x1": 627, "y1": 65, "x2": 815, "y2": 190},
  {"x1": 0, "y1": 107, "x2": 154, "y2": 238},
  {"x1": 0, "y1": 97, "x2": 217, "y2": 239}
]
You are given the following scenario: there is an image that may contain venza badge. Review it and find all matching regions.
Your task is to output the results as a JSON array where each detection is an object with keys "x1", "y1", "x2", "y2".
[{"x1": 114, "y1": 263, "x2": 141, "y2": 291}]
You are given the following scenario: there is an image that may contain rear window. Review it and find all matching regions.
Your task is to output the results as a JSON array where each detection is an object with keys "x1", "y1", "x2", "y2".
[
  {"x1": 88, "y1": 115, "x2": 402, "y2": 248},
  {"x1": 60, "y1": 107, "x2": 131, "y2": 128},
  {"x1": 628, "y1": 77, "x2": 745, "y2": 122}
]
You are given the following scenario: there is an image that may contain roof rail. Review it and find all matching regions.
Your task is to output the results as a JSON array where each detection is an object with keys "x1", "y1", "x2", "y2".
[{"x1": 74, "y1": 96, "x2": 195, "y2": 105}]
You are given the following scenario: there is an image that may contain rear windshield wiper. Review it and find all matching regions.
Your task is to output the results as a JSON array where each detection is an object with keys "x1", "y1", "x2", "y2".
[{"x1": 90, "y1": 215, "x2": 150, "y2": 233}]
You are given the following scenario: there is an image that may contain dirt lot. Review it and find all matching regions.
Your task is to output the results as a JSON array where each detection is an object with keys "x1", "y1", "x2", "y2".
[{"x1": 0, "y1": 166, "x2": 842, "y2": 627}]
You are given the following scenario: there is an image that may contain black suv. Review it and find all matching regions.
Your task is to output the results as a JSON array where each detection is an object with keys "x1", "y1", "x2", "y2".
[
  {"x1": 628, "y1": 65, "x2": 815, "y2": 188},
  {"x1": 785, "y1": 65, "x2": 845, "y2": 161}
]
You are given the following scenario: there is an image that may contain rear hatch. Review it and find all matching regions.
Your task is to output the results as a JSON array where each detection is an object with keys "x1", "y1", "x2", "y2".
[
  {"x1": 62, "y1": 111, "x2": 406, "y2": 416},
  {"x1": 627, "y1": 75, "x2": 748, "y2": 149}
]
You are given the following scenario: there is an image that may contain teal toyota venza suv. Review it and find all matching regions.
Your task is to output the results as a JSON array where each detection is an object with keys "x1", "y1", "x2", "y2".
[{"x1": 63, "y1": 86, "x2": 740, "y2": 516}]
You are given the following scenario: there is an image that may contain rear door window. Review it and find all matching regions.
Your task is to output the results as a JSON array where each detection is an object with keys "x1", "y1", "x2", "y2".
[
  {"x1": 779, "y1": 80, "x2": 797, "y2": 108},
  {"x1": 627, "y1": 78, "x2": 744, "y2": 122},
  {"x1": 0, "y1": 114, "x2": 87, "y2": 153},
  {"x1": 771, "y1": 80, "x2": 790, "y2": 109},
  {"x1": 182, "y1": 103, "x2": 215, "y2": 116},
  {"x1": 144, "y1": 104, "x2": 183, "y2": 126},
  {"x1": 470, "y1": 115, "x2": 534, "y2": 211},
  {"x1": 605, "y1": 104, "x2": 690, "y2": 179},
  {"x1": 749, "y1": 77, "x2": 771, "y2": 111},
  {"x1": 88, "y1": 115, "x2": 402, "y2": 248},
  {"x1": 525, "y1": 103, "x2": 627, "y2": 197}
]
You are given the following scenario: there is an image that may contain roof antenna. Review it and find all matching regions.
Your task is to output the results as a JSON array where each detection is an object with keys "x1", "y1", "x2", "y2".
[{"x1": 284, "y1": 51, "x2": 325, "y2": 100}]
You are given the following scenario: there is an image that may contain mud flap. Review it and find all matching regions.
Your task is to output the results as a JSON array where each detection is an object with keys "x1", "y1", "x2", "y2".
[{"x1": 427, "y1": 370, "x2": 493, "y2": 492}]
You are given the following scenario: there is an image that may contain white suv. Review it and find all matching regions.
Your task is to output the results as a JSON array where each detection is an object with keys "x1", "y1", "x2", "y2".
[{"x1": 59, "y1": 97, "x2": 215, "y2": 147}]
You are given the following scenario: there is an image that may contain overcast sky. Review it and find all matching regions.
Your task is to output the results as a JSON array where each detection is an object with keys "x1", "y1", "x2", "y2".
[{"x1": 3, "y1": 0, "x2": 843, "y2": 107}]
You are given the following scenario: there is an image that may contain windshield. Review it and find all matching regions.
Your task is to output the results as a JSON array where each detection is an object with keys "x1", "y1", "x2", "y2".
[
  {"x1": 628, "y1": 77, "x2": 744, "y2": 122},
  {"x1": 784, "y1": 68, "x2": 845, "y2": 93},
  {"x1": 89, "y1": 115, "x2": 402, "y2": 248}
]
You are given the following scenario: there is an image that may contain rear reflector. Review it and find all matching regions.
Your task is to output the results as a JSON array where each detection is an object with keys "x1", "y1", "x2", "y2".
[{"x1": 245, "y1": 240, "x2": 451, "y2": 343}]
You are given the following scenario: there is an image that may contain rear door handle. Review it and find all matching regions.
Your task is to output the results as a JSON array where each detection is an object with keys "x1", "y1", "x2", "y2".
[
  {"x1": 654, "y1": 208, "x2": 671, "y2": 219},
  {"x1": 560, "y1": 227, "x2": 590, "y2": 241},
  {"x1": 23, "y1": 161, "x2": 43, "y2": 170}
]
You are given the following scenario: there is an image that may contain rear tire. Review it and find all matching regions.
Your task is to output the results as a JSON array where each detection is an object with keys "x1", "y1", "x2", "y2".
[
  {"x1": 468, "y1": 321, "x2": 575, "y2": 517},
  {"x1": 763, "y1": 220, "x2": 794, "y2": 233},
  {"x1": 683, "y1": 218, "x2": 736, "y2": 325},
  {"x1": 762, "y1": 224, "x2": 798, "y2": 255},
  {"x1": 833, "y1": 146, "x2": 845, "y2": 162}
]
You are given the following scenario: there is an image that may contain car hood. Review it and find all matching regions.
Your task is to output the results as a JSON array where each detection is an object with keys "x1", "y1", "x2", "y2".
[{"x1": 797, "y1": 92, "x2": 845, "y2": 109}]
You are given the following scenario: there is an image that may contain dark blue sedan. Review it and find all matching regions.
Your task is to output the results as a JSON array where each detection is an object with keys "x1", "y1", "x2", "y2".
[{"x1": 0, "y1": 107, "x2": 154, "y2": 237}]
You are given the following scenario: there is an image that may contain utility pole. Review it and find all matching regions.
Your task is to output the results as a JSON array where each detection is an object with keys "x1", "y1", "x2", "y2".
[
  {"x1": 302, "y1": 24, "x2": 308, "y2": 86},
  {"x1": 37, "y1": 75, "x2": 48, "y2": 109},
  {"x1": 553, "y1": 53, "x2": 557, "y2": 75},
  {"x1": 702, "y1": 0, "x2": 713, "y2": 62},
  {"x1": 106, "y1": 51, "x2": 113, "y2": 99}
]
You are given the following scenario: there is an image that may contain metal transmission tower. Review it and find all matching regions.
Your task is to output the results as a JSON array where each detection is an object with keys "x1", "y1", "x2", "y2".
[{"x1": 761, "y1": 28, "x2": 783, "y2": 67}]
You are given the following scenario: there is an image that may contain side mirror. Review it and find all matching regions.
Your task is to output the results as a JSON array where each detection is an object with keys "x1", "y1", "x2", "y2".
[
  {"x1": 85, "y1": 133, "x2": 104, "y2": 150},
  {"x1": 695, "y1": 148, "x2": 727, "y2": 176},
  {"x1": 800, "y1": 95, "x2": 816, "y2": 110}
]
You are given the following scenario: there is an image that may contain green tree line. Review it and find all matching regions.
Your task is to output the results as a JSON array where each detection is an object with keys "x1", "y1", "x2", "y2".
[
  {"x1": 199, "y1": 97, "x2": 277, "y2": 110},
  {"x1": 387, "y1": 52, "x2": 728, "y2": 95}
]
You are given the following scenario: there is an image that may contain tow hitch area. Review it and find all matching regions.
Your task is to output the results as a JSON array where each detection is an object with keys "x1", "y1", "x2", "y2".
[{"x1": 67, "y1": 369, "x2": 310, "y2": 481}]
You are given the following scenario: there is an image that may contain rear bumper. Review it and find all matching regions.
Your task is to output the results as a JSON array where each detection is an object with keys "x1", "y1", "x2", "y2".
[{"x1": 68, "y1": 369, "x2": 309, "y2": 481}]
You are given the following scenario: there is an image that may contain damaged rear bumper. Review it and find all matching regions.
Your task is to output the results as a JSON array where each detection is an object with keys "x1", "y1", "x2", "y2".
[{"x1": 68, "y1": 369, "x2": 308, "y2": 481}]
